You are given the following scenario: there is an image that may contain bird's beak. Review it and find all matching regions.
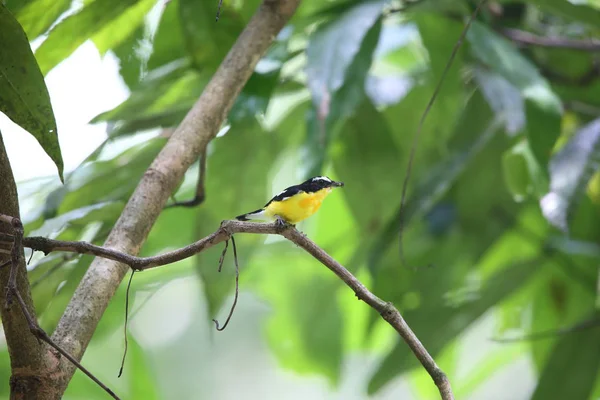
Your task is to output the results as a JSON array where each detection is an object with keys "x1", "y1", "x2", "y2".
[{"x1": 332, "y1": 181, "x2": 344, "y2": 187}]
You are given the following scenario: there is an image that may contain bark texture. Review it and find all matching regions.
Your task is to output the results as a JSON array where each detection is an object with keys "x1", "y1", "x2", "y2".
[{"x1": 0, "y1": 135, "x2": 59, "y2": 399}]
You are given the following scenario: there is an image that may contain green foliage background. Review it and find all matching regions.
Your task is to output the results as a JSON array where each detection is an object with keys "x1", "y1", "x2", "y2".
[{"x1": 1, "y1": 0, "x2": 600, "y2": 398}]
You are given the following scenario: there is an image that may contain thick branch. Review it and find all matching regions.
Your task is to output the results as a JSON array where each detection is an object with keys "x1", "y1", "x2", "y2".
[
  {"x1": 49, "y1": 0, "x2": 302, "y2": 396},
  {"x1": 20, "y1": 220, "x2": 453, "y2": 399}
]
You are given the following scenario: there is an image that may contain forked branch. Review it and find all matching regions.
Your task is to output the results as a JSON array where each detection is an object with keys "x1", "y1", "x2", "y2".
[{"x1": 10, "y1": 219, "x2": 453, "y2": 399}]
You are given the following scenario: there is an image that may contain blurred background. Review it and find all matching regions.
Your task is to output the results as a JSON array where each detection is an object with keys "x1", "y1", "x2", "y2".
[{"x1": 1, "y1": 0, "x2": 600, "y2": 399}]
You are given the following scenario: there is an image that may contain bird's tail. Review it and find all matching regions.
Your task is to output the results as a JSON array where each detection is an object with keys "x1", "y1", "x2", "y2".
[{"x1": 235, "y1": 208, "x2": 266, "y2": 221}]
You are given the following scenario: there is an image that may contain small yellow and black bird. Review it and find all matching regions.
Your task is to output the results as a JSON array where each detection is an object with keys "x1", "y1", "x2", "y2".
[{"x1": 236, "y1": 176, "x2": 344, "y2": 225}]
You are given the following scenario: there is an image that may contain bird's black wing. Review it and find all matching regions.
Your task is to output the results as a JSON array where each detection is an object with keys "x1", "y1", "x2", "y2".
[{"x1": 264, "y1": 185, "x2": 304, "y2": 207}]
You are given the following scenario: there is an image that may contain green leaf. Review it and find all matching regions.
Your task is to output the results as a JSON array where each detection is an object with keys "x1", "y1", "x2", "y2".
[
  {"x1": 0, "y1": 4, "x2": 63, "y2": 181},
  {"x1": 92, "y1": 0, "x2": 157, "y2": 55},
  {"x1": 304, "y1": 0, "x2": 383, "y2": 174},
  {"x1": 368, "y1": 257, "x2": 541, "y2": 394},
  {"x1": 14, "y1": 0, "x2": 71, "y2": 40},
  {"x1": 147, "y1": 0, "x2": 187, "y2": 71},
  {"x1": 58, "y1": 137, "x2": 166, "y2": 213},
  {"x1": 526, "y1": 0, "x2": 600, "y2": 27},
  {"x1": 368, "y1": 89, "x2": 498, "y2": 270},
  {"x1": 467, "y1": 21, "x2": 562, "y2": 115},
  {"x1": 91, "y1": 67, "x2": 209, "y2": 137},
  {"x1": 35, "y1": 0, "x2": 140, "y2": 75},
  {"x1": 540, "y1": 118, "x2": 600, "y2": 232},
  {"x1": 112, "y1": 26, "x2": 146, "y2": 89},
  {"x1": 502, "y1": 143, "x2": 532, "y2": 199},
  {"x1": 332, "y1": 99, "x2": 402, "y2": 232},
  {"x1": 195, "y1": 122, "x2": 280, "y2": 317},
  {"x1": 531, "y1": 315, "x2": 600, "y2": 400},
  {"x1": 526, "y1": 99, "x2": 562, "y2": 174},
  {"x1": 179, "y1": 0, "x2": 244, "y2": 69},
  {"x1": 128, "y1": 336, "x2": 160, "y2": 399}
]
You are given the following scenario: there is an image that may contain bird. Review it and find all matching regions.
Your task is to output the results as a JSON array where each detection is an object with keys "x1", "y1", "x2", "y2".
[{"x1": 235, "y1": 176, "x2": 344, "y2": 225}]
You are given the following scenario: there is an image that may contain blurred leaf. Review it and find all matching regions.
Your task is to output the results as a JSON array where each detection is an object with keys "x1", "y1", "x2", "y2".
[
  {"x1": 92, "y1": 67, "x2": 209, "y2": 137},
  {"x1": 35, "y1": 0, "x2": 141, "y2": 74},
  {"x1": 332, "y1": 99, "x2": 402, "y2": 233},
  {"x1": 527, "y1": 0, "x2": 600, "y2": 27},
  {"x1": 369, "y1": 89, "x2": 498, "y2": 270},
  {"x1": 467, "y1": 21, "x2": 562, "y2": 115},
  {"x1": 57, "y1": 137, "x2": 166, "y2": 213},
  {"x1": 266, "y1": 276, "x2": 343, "y2": 384},
  {"x1": 304, "y1": 0, "x2": 383, "y2": 174},
  {"x1": 15, "y1": 0, "x2": 71, "y2": 40},
  {"x1": 502, "y1": 145, "x2": 531, "y2": 199},
  {"x1": 526, "y1": 99, "x2": 561, "y2": 174},
  {"x1": 179, "y1": 0, "x2": 243, "y2": 68},
  {"x1": 92, "y1": 0, "x2": 157, "y2": 55},
  {"x1": 531, "y1": 316, "x2": 600, "y2": 400},
  {"x1": 112, "y1": 26, "x2": 146, "y2": 89},
  {"x1": 147, "y1": 0, "x2": 187, "y2": 71},
  {"x1": 0, "y1": 4, "x2": 63, "y2": 181},
  {"x1": 474, "y1": 68, "x2": 524, "y2": 135},
  {"x1": 195, "y1": 123, "x2": 280, "y2": 317},
  {"x1": 30, "y1": 201, "x2": 124, "y2": 237},
  {"x1": 540, "y1": 118, "x2": 600, "y2": 232},
  {"x1": 368, "y1": 257, "x2": 541, "y2": 394},
  {"x1": 128, "y1": 336, "x2": 160, "y2": 399}
]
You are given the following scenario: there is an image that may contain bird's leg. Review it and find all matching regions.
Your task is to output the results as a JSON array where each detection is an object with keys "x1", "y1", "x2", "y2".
[{"x1": 275, "y1": 215, "x2": 286, "y2": 228}]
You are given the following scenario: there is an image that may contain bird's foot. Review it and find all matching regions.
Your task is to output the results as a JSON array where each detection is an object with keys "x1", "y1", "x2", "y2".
[{"x1": 274, "y1": 216, "x2": 293, "y2": 232}]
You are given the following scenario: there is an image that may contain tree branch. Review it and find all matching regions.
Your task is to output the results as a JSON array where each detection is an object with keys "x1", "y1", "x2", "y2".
[
  {"x1": 47, "y1": 0, "x2": 302, "y2": 396},
  {"x1": 17, "y1": 220, "x2": 453, "y2": 399},
  {"x1": 499, "y1": 27, "x2": 600, "y2": 51}
]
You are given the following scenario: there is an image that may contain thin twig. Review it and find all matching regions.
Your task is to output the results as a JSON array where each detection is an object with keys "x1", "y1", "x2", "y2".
[
  {"x1": 212, "y1": 235, "x2": 240, "y2": 331},
  {"x1": 20, "y1": 219, "x2": 452, "y2": 399},
  {"x1": 118, "y1": 269, "x2": 136, "y2": 378},
  {"x1": 397, "y1": 0, "x2": 486, "y2": 269},
  {"x1": 500, "y1": 27, "x2": 600, "y2": 51},
  {"x1": 165, "y1": 147, "x2": 207, "y2": 209},
  {"x1": 0, "y1": 216, "x2": 119, "y2": 399},
  {"x1": 216, "y1": 0, "x2": 224, "y2": 21}
]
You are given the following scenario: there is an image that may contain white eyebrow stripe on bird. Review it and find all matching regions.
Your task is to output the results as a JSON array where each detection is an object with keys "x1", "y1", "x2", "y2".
[{"x1": 312, "y1": 176, "x2": 332, "y2": 183}]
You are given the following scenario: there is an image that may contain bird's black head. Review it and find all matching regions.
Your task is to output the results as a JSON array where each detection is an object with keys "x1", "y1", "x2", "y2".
[{"x1": 300, "y1": 176, "x2": 344, "y2": 192}]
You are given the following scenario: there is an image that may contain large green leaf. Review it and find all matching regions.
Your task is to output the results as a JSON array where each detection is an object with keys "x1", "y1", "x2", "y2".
[
  {"x1": 540, "y1": 118, "x2": 600, "y2": 232},
  {"x1": 467, "y1": 21, "x2": 562, "y2": 175},
  {"x1": 332, "y1": 99, "x2": 402, "y2": 233},
  {"x1": 532, "y1": 323, "x2": 600, "y2": 400},
  {"x1": 14, "y1": 0, "x2": 71, "y2": 40},
  {"x1": 304, "y1": 0, "x2": 384, "y2": 175},
  {"x1": 35, "y1": 0, "x2": 141, "y2": 74},
  {"x1": 0, "y1": 4, "x2": 63, "y2": 181}
]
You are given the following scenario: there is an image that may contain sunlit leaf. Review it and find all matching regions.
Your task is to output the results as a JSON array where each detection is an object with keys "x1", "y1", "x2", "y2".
[
  {"x1": 14, "y1": 0, "x2": 71, "y2": 40},
  {"x1": 92, "y1": 0, "x2": 157, "y2": 55},
  {"x1": 35, "y1": 0, "x2": 141, "y2": 74},
  {"x1": 540, "y1": 118, "x2": 600, "y2": 232},
  {"x1": 0, "y1": 4, "x2": 63, "y2": 181}
]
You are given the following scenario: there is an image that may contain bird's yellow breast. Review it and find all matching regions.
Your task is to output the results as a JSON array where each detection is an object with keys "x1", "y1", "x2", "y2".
[{"x1": 264, "y1": 188, "x2": 332, "y2": 224}]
